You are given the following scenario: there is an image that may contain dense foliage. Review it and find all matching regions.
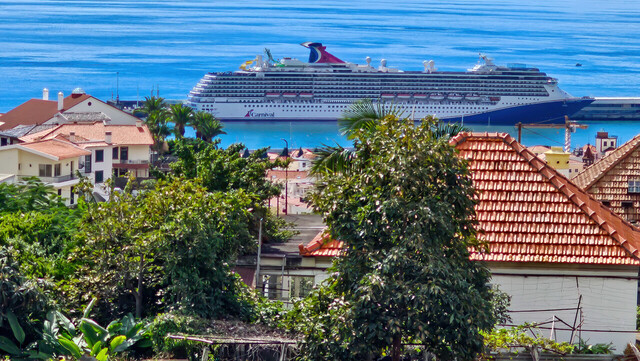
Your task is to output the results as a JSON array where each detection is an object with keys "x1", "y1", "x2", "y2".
[
  {"x1": 169, "y1": 138, "x2": 293, "y2": 243},
  {"x1": 73, "y1": 177, "x2": 257, "y2": 321},
  {"x1": 302, "y1": 115, "x2": 495, "y2": 361}
]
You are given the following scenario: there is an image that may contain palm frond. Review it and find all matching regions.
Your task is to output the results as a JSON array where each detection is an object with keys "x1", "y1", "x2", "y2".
[
  {"x1": 431, "y1": 122, "x2": 470, "y2": 140},
  {"x1": 338, "y1": 99, "x2": 405, "y2": 140},
  {"x1": 310, "y1": 144, "x2": 356, "y2": 176}
]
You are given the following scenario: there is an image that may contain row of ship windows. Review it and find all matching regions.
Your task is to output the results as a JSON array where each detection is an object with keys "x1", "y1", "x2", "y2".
[{"x1": 234, "y1": 104, "x2": 490, "y2": 110}]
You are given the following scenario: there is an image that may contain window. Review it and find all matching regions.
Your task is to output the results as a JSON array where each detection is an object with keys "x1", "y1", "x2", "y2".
[
  {"x1": 112, "y1": 147, "x2": 119, "y2": 160},
  {"x1": 95, "y1": 170, "x2": 104, "y2": 183},
  {"x1": 628, "y1": 180, "x2": 640, "y2": 193},
  {"x1": 54, "y1": 164, "x2": 61, "y2": 177},
  {"x1": 120, "y1": 147, "x2": 129, "y2": 161},
  {"x1": 95, "y1": 149, "x2": 104, "y2": 162},
  {"x1": 70, "y1": 186, "x2": 74, "y2": 205},
  {"x1": 84, "y1": 155, "x2": 92, "y2": 173},
  {"x1": 0, "y1": 138, "x2": 7, "y2": 146},
  {"x1": 290, "y1": 276, "x2": 314, "y2": 298},
  {"x1": 622, "y1": 201, "x2": 634, "y2": 208},
  {"x1": 39, "y1": 164, "x2": 52, "y2": 177},
  {"x1": 602, "y1": 200, "x2": 611, "y2": 207},
  {"x1": 57, "y1": 189, "x2": 62, "y2": 196}
]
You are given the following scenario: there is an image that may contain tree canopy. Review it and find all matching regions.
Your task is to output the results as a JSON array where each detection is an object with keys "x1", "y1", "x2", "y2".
[{"x1": 300, "y1": 114, "x2": 495, "y2": 361}]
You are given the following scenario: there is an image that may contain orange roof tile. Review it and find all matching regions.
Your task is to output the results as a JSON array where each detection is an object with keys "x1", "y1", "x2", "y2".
[
  {"x1": 299, "y1": 230, "x2": 344, "y2": 257},
  {"x1": 19, "y1": 139, "x2": 90, "y2": 160},
  {"x1": 573, "y1": 133, "x2": 640, "y2": 190},
  {"x1": 299, "y1": 133, "x2": 640, "y2": 266},
  {"x1": 0, "y1": 94, "x2": 91, "y2": 130},
  {"x1": 450, "y1": 132, "x2": 640, "y2": 265},
  {"x1": 20, "y1": 122, "x2": 153, "y2": 146}
]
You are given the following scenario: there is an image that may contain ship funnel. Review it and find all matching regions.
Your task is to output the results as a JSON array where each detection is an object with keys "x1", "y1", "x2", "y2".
[
  {"x1": 301, "y1": 42, "x2": 345, "y2": 64},
  {"x1": 365, "y1": 56, "x2": 371, "y2": 66}
]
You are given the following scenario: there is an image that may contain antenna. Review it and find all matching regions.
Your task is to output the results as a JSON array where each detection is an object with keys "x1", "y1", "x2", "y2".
[{"x1": 116, "y1": 72, "x2": 119, "y2": 103}]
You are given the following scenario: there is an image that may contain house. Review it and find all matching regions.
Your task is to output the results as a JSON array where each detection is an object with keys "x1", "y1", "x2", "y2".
[
  {"x1": 0, "y1": 88, "x2": 140, "y2": 133},
  {"x1": 234, "y1": 214, "x2": 327, "y2": 302},
  {"x1": 298, "y1": 132, "x2": 640, "y2": 352},
  {"x1": 573, "y1": 133, "x2": 640, "y2": 223},
  {"x1": 266, "y1": 148, "x2": 317, "y2": 214},
  {"x1": 19, "y1": 121, "x2": 154, "y2": 180},
  {"x1": 595, "y1": 131, "x2": 618, "y2": 154},
  {"x1": 0, "y1": 139, "x2": 90, "y2": 205}
]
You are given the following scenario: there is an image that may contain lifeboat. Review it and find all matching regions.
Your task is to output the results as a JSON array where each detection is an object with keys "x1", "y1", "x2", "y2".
[
  {"x1": 448, "y1": 93, "x2": 463, "y2": 101},
  {"x1": 429, "y1": 93, "x2": 445, "y2": 100},
  {"x1": 300, "y1": 92, "x2": 313, "y2": 98},
  {"x1": 283, "y1": 92, "x2": 297, "y2": 98},
  {"x1": 397, "y1": 93, "x2": 411, "y2": 99},
  {"x1": 381, "y1": 93, "x2": 395, "y2": 99},
  {"x1": 489, "y1": 96, "x2": 501, "y2": 102},
  {"x1": 266, "y1": 92, "x2": 280, "y2": 98},
  {"x1": 465, "y1": 93, "x2": 481, "y2": 101},
  {"x1": 413, "y1": 94, "x2": 427, "y2": 99}
]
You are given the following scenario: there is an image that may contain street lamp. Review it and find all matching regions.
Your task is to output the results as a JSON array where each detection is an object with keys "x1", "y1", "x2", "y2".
[{"x1": 281, "y1": 138, "x2": 289, "y2": 215}]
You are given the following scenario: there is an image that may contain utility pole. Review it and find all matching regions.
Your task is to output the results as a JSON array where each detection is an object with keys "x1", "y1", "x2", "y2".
[
  {"x1": 281, "y1": 139, "x2": 289, "y2": 215},
  {"x1": 254, "y1": 218, "x2": 263, "y2": 291}
]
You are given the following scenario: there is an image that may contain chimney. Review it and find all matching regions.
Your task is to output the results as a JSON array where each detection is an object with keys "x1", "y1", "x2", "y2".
[
  {"x1": 57, "y1": 92, "x2": 64, "y2": 111},
  {"x1": 69, "y1": 131, "x2": 75, "y2": 143},
  {"x1": 105, "y1": 131, "x2": 112, "y2": 144},
  {"x1": 43, "y1": 88, "x2": 49, "y2": 100},
  {"x1": 136, "y1": 119, "x2": 143, "y2": 128}
]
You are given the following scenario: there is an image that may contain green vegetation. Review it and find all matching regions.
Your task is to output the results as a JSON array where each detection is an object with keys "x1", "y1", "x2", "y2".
[{"x1": 301, "y1": 111, "x2": 494, "y2": 361}]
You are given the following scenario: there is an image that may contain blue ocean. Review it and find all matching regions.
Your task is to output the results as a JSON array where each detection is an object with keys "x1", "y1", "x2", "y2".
[{"x1": 1, "y1": 0, "x2": 640, "y2": 149}]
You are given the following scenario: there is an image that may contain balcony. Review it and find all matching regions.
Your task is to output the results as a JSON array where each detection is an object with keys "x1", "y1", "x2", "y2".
[
  {"x1": 17, "y1": 174, "x2": 76, "y2": 184},
  {"x1": 113, "y1": 159, "x2": 150, "y2": 169}
]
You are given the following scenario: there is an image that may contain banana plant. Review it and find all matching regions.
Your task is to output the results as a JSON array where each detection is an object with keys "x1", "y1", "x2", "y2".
[
  {"x1": 46, "y1": 298, "x2": 152, "y2": 361},
  {"x1": 0, "y1": 310, "x2": 52, "y2": 360}
]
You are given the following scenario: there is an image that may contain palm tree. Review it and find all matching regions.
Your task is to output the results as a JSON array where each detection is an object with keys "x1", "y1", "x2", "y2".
[
  {"x1": 135, "y1": 96, "x2": 166, "y2": 117},
  {"x1": 310, "y1": 99, "x2": 469, "y2": 176},
  {"x1": 145, "y1": 109, "x2": 171, "y2": 153},
  {"x1": 168, "y1": 103, "x2": 194, "y2": 138},
  {"x1": 191, "y1": 111, "x2": 226, "y2": 142}
]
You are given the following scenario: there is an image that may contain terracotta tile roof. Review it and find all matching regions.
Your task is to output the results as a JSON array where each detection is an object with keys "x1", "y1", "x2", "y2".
[
  {"x1": 19, "y1": 139, "x2": 90, "y2": 160},
  {"x1": 299, "y1": 230, "x2": 344, "y2": 257},
  {"x1": 19, "y1": 122, "x2": 153, "y2": 146},
  {"x1": 450, "y1": 132, "x2": 640, "y2": 265},
  {"x1": 0, "y1": 94, "x2": 91, "y2": 131},
  {"x1": 573, "y1": 133, "x2": 640, "y2": 190},
  {"x1": 300, "y1": 133, "x2": 640, "y2": 266}
]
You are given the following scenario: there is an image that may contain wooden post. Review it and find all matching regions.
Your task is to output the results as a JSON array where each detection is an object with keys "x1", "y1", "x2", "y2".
[{"x1": 516, "y1": 122, "x2": 522, "y2": 143}]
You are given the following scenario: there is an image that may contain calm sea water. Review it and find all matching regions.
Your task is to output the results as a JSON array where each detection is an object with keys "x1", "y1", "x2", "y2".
[{"x1": 2, "y1": 0, "x2": 640, "y2": 149}]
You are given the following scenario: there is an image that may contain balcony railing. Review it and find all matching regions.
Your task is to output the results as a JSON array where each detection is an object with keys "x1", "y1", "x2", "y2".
[
  {"x1": 17, "y1": 174, "x2": 75, "y2": 184},
  {"x1": 113, "y1": 159, "x2": 150, "y2": 165}
]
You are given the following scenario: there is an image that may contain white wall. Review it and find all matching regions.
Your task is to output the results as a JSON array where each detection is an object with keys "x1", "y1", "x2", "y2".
[
  {"x1": 490, "y1": 263, "x2": 637, "y2": 353},
  {"x1": 66, "y1": 98, "x2": 140, "y2": 125}
]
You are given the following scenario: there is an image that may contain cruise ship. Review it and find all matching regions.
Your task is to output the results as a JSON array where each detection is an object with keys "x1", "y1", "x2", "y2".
[{"x1": 187, "y1": 43, "x2": 593, "y2": 125}]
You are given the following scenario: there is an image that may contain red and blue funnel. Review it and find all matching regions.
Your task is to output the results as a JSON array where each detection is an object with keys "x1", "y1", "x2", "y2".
[{"x1": 301, "y1": 42, "x2": 345, "y2": 64}]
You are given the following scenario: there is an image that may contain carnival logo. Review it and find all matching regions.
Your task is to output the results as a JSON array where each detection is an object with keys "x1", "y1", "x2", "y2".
[{"x1": 245, "y1": 109, "x2": 275, "y2": 118}]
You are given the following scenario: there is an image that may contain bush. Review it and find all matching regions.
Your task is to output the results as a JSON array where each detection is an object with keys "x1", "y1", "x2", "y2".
[{"x1": 147, "y1": 312, "x2": 210, "y2": 358}]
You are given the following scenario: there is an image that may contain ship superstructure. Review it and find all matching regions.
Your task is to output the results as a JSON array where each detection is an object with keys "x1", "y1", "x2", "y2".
[{"x1": 187, "y1": 42, "x2": 593, "y2": 125}]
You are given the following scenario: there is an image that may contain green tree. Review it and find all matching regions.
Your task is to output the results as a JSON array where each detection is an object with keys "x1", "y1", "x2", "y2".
[
  {"x1": 169, "y1": 139, "x2": 292, "y2": 242},
  {"x1": 145, "y1": 109, "x2": 171, "y2": 153},
  {"x1": 301, "y1": 115, "x2": 495, "y2": 361},
  {"x1": 168, "y1": 103, "x2": 193, "y2": 138},
  {"x1": 77, "y1": 176, "x2": 256, "y2": 320},
  {"x1": 137, "y1": 96, "x2": 166, "y2": 117},
  {"x1": 191, "y1": 111, "x2": 226, "y2": 143}
]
